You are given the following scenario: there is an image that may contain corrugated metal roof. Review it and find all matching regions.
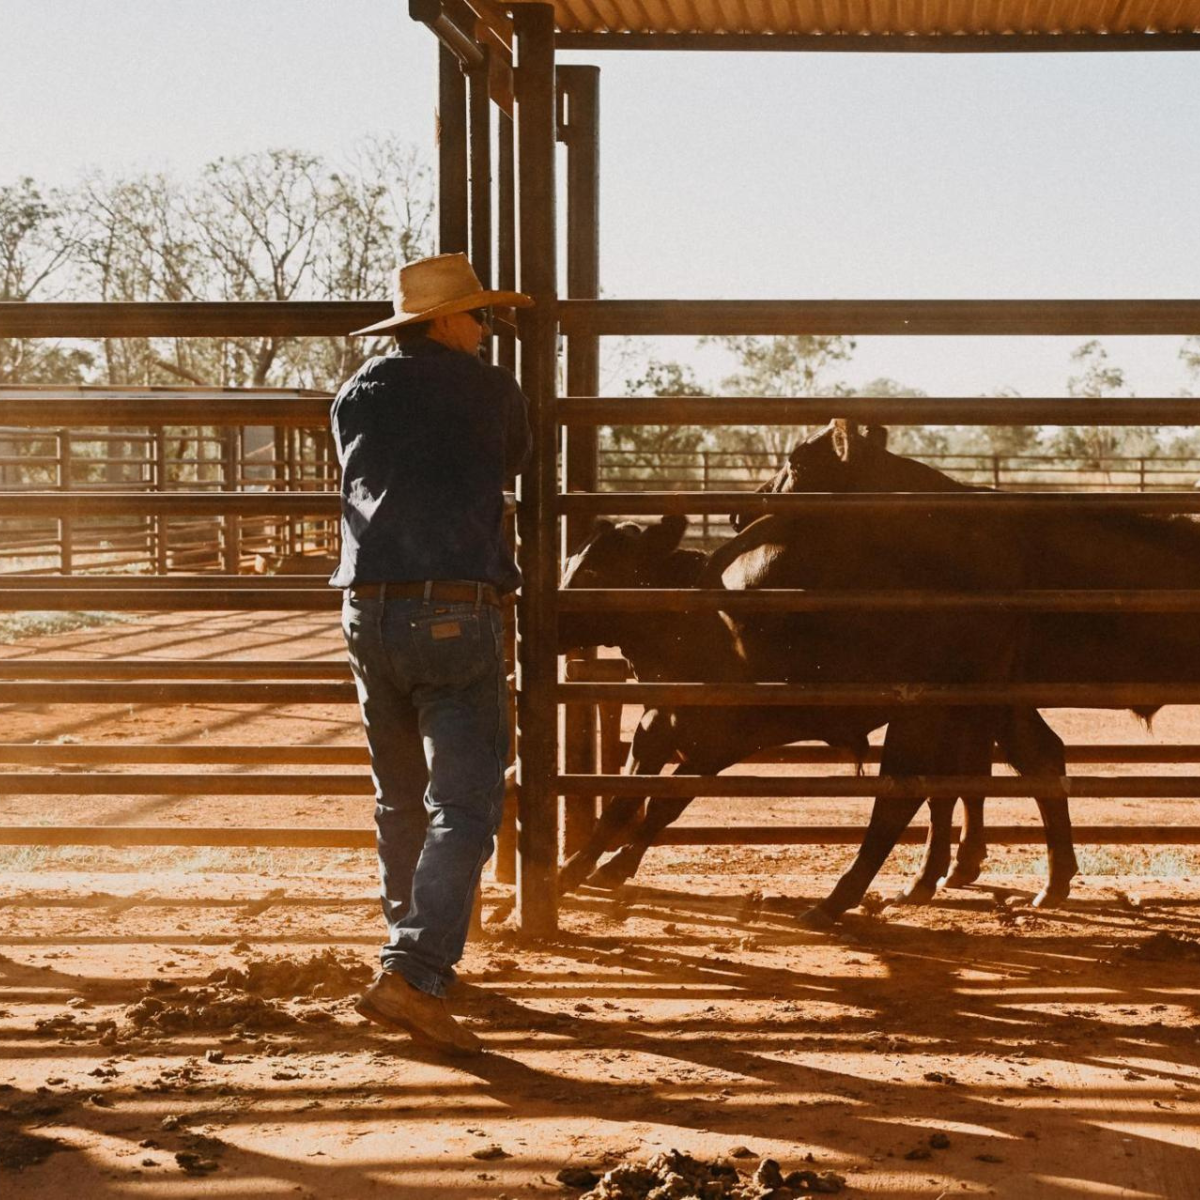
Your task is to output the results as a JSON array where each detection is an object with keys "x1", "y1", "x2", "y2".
[{"x1": 507, "y1": 0, "x2": 1200, "y2": 36}]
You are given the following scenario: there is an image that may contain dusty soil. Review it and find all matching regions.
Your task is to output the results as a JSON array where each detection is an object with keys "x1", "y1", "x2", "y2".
[{"x1": 2, "y1": 613, "x2": 1200, "y2": 1198}]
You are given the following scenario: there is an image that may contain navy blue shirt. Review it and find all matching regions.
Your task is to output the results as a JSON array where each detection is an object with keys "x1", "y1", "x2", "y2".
[{"x1": 330, "y1": 338, "x2": 531, "y2": 593}]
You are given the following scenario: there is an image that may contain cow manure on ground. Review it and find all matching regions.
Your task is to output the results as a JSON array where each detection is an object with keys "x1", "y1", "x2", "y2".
[{"x1": 565, "y1": 1150, "x2": 845, "y2": 1197}]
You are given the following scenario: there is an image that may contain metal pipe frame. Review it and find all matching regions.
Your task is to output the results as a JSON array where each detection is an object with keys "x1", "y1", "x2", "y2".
[
  {"x1": 0, "y1": 681, "x2": 355, "y2": 703},
  {"x1": 561, "y1": 682, "x2": 1200, "y2": 708},
  {"x1": 0, "y1": 591, "x2": 337, "y2": 612},
  {"x1": 513, "y1": 0, "x2": 559, "y2": 937},
  {"x1": 0, "y1": 398, "x2": 331, "y2": 427},
  {"x1": 555, "y1": 773, "x2": 1200, "y2": 800},
  {"x1": 559, "y1": 491, "x2": 1200, "y2": 516},
  {"x1": 0, "y1": 823, "x2": 1194, "y2": 849},
  {"x1": 558, "y1": 395, "x2": 1200, "y2": 427},
  {"x1": 557, "y1": 299, "x2": 1200, "y2": 337},
  {"x1": 438, "y1": 43, "x2": 470, "y2": 253},
  {"x1": 554, "y1": 33, "x2": 1200, "y2": 54},
  {"x1": 0, "y1": 661, "x2": 349, "y2": 680},
  {"x1": 555, "y1": 589, "x2": 1200, "y2": 614},
  {"x1": 558, "y1": 62, "x2": 602, "y2": 857},
  {"x1": 2, "y1": 740, "x2": 1197, "y2": 767}
]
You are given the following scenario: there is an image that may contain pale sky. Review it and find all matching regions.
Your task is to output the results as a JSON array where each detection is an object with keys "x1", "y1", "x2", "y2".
[{"x1": 3, "y1": 1, "x2": 1199, "y2": 398}]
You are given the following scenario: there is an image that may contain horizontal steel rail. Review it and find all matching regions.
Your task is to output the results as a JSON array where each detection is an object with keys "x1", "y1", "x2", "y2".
[
  {"x1": 557, "y1": 588, "x2": 1200, "y2": 614},
  {"x1": 0, "y1": 590, "x2": 337, "y2": 612},
  {"x1": 0, "y1": 492, "x2": 337, "y2": 518},
  {"x1": 557, "y1": 299, "x2": 1200, "y2": 338},
  {"x1": 8, "y1": 300, "x2": 1200, "y2": 340},
  {"x1": 560, "y1": 490, "x2": 1200, "y2": 516},
  {"x1": 0, "y1": 823, "x2": 1194, "y2": 848},
  {"x1": 555, "y1": 774, "x2": 1200, "y2": 799},
  {"x1": 5, "y1": 770, "x2": 1200, "y2": 799},
  {"x1": 0, "y1": 681, "x2": 355, "y2": 704},
  {"x1": 3, "y1": 741, "x2": 1195, "y2": 766},
  {"x1": 0, "y1": 301, "x2": 391, "y2": 338},
  {"x1": 0, "y1": 660, "x2": 349, "y2": 680},
  {"x1": 0, "y1": 743, "x2": 368, "y2": 765},
  {"x1": 0, "y1": 397, "x2": 332, "y2": 428},
  {"x1": 0, "y1": 772, "x2": 368, "y2": 795},
  {"x1": 560, "y1": 395, "x2": 1200, "y2": 427},
  {"x1": 560, "y1": 681, "x2": 1200, "y2": 707},
  {"x1": 0, "y1": 575, "x2": 333, "y2": 589}
]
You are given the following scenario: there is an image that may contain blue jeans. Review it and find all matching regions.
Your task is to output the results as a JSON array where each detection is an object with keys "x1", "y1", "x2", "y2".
[{"x1": 342, "y1": 592, "x2": 508, "y2": 997}]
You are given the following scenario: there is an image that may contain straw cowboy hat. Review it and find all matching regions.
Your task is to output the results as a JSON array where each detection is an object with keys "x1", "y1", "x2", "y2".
[{"x1": 350, "y1": 252, "x2": 533, "y2": 336}]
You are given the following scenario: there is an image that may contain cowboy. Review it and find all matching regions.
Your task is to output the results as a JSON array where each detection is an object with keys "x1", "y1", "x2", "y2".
[{"x1": 331, "y1": 253, "x2": 533, "y2": 1055}]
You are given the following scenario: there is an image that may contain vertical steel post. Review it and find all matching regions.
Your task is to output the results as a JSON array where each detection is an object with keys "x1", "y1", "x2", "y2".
[
  {"x1": 497, "y1": 110, "x2": 517, "y2": 373},
  {"x1": 153, "y1": 427, "x2": 168, "y2": 574},
  {"x1": 57, "y1": 429, "x2": 72, "y2": 575},
  {"x1": 558, "y1": 64, "x2": 601, "y2": 856},
  {"x1": 222, "y1": 429, "x2": 239, "y2": 573},
  {"x1": 468, "y1": 49, "x2": 494, "y2": 364},
  {"x1": 513, "y1": 1, "x2": 558, "y2": 938},
  {"x1": 438, "y1": 44, "x2": 470, "y2": 254}
]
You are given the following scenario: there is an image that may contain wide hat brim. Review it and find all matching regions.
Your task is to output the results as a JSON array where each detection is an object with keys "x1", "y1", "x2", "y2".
[{"x1": 350, "y1": 288, "x2": 534, "y2": 337}]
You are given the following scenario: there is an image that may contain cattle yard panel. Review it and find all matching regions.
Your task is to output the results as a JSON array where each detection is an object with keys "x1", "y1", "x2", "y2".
[{"x1": 6, "y1": 4, "x2": 1200, "y2": 937}]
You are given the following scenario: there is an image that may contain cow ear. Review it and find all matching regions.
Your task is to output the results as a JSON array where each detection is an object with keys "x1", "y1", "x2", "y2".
[{"x1": 638, "y1": 514, "x2": 689, "y2": 558}]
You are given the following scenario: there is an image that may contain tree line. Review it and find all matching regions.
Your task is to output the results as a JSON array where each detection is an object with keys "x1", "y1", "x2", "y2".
[
  {"x1": 0, "y1": 139, "x2": 433, "y2": 390},
  {"x1": 4, "y1": 146, "x2": 1200, "y2": 472}
]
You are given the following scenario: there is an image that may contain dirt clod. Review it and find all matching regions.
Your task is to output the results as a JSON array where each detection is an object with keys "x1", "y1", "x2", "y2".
[
  {"x1": 557, "y1": 1165, "x2": 602, "y2": 1189},
  {"x1": 472, "y1": 1144, "x2": 511, "y2": 1161},
  {"x1": 175, "y1": 1150, "x2": 220, "y2": 1174}
]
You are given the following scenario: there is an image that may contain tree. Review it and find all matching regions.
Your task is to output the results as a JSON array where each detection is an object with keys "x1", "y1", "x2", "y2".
[
  {"x1": 604, "y1": 358, "x2": 709, "y2": 481},
  {"x1": 1045, "y1": 340, "x2": 1157, "y2": 466},
  {"x1": 0, "y1": 177, "x2": 91, "y2": 383},
  {"x1": 705, "y1": 334, "x2": 857, "y2": 464}
]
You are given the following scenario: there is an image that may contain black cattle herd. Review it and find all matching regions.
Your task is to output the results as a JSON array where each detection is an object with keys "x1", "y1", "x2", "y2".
[{"x1": 558, "y1": 420, "x2": 1200, "y2": 926}]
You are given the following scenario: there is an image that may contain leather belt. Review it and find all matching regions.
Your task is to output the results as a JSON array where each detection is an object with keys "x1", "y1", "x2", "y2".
[{"x1": 347, "y1": 580, "x2": 501, "y2": 607}]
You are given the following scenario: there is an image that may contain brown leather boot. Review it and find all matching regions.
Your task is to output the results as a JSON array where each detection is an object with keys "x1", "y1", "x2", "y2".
[{"x1": 355, "y1": 971, "x2": 483, "y2": 1057}]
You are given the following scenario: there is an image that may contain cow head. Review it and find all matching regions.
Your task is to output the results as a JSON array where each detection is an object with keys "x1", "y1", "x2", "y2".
[
  {"x1": 730, "y1": 421, "x2": 891, "y2": 531},
  {"x1": 559, "y1": 515, "x2": 703, "y2": 654}
]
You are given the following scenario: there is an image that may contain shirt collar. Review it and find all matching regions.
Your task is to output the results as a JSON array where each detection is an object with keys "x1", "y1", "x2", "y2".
[{"x1": 397, "y1": 336, "x2": 454, "y2": 359}]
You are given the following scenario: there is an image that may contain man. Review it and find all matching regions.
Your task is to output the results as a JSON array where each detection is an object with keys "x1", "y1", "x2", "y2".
[{"x1": 331, "y1": 252, "x2": 533, "y2": 1056}]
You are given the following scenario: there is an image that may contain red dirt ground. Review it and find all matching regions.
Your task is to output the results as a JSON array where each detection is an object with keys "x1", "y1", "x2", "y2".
[{"x1": 2, "y1": 613, "x2": 1199, "y2": 1198}]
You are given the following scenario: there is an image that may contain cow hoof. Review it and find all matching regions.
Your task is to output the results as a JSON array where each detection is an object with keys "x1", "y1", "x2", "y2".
[
  {"x1": 1031, "y1": 883, "x2": 1072, "y2": 910},
  {"x1": 797, "y1": 905, "x2": 838, "y2": 931},
  {"x1": 941, "y1": 861, "x2": 983, "y2": 889},
  {"x1": 585, "y1": 862, "x2": 631, "y2": 891},
  {"x1": 893, "y1": 880, "x2": 937, "y2": 906},
  {"x1": 558, "y1": 852, "x2": 600, "y2": 896}
]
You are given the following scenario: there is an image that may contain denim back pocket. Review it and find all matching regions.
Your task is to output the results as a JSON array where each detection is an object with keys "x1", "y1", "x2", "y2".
[{"x1": 408, "y1": 605, "x2": 488, "y2": 687}]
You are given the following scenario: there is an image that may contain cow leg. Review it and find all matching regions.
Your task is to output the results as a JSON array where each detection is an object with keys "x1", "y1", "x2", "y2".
[
  {"x1": 801, "y1": 710, "x2": 967, "y2": 928},
  {"x1": 588, "y1": 710, "x2": 804, "y2": 892},
  {"x1": 558, "y1": 708, "x2": 678, "y2": 896},
  {"x1": 997, "y1": 710, "x2": 1075, "y2": 907},
  {"x1": 585, "y1": 797, "x2": 692, "y2": 890},
  {"x1": 942, "y1": 795, "x2": 988, "y2": 888},
  {"x1": 895, "y1": 716, "x2": 994, "y2": 904},
  {"x1": 893, "y1": 796, "x2": 956, "y2": 905}
]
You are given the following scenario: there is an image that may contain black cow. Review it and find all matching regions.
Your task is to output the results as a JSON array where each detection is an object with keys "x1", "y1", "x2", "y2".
[
  {"x1": 559, "y1": 515, "x2": 1066, "y2": 923},
  {"x1": 739, "y1": 419, "x2": 1200, "y2": 919}
]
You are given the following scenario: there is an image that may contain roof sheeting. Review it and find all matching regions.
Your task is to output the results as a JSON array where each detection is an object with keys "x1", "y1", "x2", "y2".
[{"x1": 508, "y1": 0, "x2": 1200, "y2": 37}]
